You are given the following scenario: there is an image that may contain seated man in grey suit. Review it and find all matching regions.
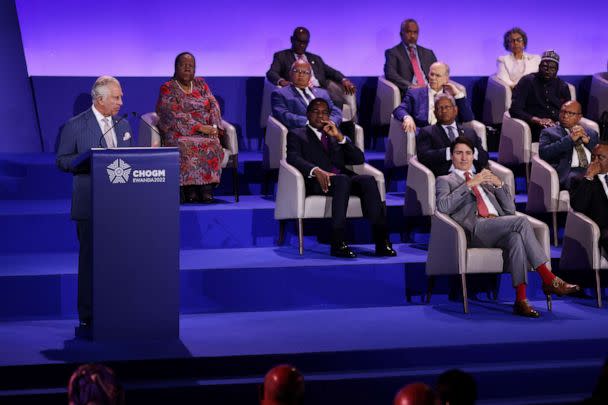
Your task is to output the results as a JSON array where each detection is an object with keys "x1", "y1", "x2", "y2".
[
  {"x1": 271, "y1": 59, "x2": 354, "y2": 136},
  {"x1": 393, "y1": 62, "x2": 474, "y2": 134},
  {"x1": 384, "y1": 18, "x2": 437, "y2": 98},
  {"x1": 436, "y1": 137, "x2": 579, "y2": 317},
  {"x1": 539, "y1": 100, "x2": 599, "y2": 190},
  {"x1": 266, "y1": 27, "x2": 356, "y2": 105},
  {"x1": 417, "y1": 93, "x2": 488, "y2": 177},
  {"x1": 56, "y1": 76, "x2": 133, "y2": 333}
]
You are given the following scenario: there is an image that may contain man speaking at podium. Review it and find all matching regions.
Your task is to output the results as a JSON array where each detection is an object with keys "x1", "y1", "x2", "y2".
[{"x1": 56, "y1": 76, "x2": 132, "y2": 334}]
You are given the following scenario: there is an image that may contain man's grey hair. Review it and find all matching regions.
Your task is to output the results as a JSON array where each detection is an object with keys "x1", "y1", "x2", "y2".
[
  {"x1": 290, "y1": 59, "x2": 311, "y2": 72},
  {"x1": 91, "y1": 76, "x2": 120, "y2": 101},
  {"x1": 434, "y1": 92, "x2": 456, "y2": 107},
  {"x1": 400, "y1": 18, "x2": 418, "y2": 33},
  {"x1": 431, "y1": 61, "x2": 450, "y2": 76}
]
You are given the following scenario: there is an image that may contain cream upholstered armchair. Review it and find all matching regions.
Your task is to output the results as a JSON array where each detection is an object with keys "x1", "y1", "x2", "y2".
[
  {"x1": 588, "y1": 72, "x2": 608, "y2": 122},
  {"x1": 379, "y1": 78, "x2": 487, "y2": 171},
  {"x1": 264, "y1": 115, "x2": 364, "y2": 170},
  {"x1": 425, "y1": 167, "x2": 549, "y2": 314},
  {"x1": 403, "y1": 126, "x2": 514, "y2": 217},
  {"x1": 560, "y1": 210, "x2": 608, "y2": 307},
  {"x1": 497, "y1": 82, "x2": 583, "y2": 182},
  {"x1": 274, "y1": 131, "x2": 384, "y2": 255},
  {"x1": 138, "y1": 112, "x2": 239, "y2": 202},
  {"x1": 526, "y1": 154, "x2": 570, "y2": 246},
  {"x1": 483, "y1": 75, "x2": 511, "y2": 126}
]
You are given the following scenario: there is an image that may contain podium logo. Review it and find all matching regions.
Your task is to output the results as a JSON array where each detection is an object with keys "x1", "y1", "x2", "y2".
[{"x1": 106, "y1": 159, "x2": 131, "y2": 184}]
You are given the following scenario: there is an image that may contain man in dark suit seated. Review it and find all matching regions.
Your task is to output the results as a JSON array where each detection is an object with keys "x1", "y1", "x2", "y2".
[
  {"x1": 286, "y1": 98, "x2": 396, "y2": 258},
  {"x1": 436, "y1": 137, "x2": 579, "y2": 317},
  {"x1": 570, "y1": 143, "x2": 608, "y2": 254},
  {"x1": 56, "y1": 76, "x2": 133, "y2": 333},
  {"x1": 509, "y1": 50, "x2": 571, "y2": 142},
  {"x1": 384, "y1": 18, "x2": 437, "y2": 98},
  {"x1": 417, "y1": 93, "x2": 488, "y2": 177},
  {"x1": 266, "y1": 27, "x2": 356, "y2": 106},
  {"x1": 393, "y1": 61, "x2": 474, "y2": 134},
  {"x1": 539, "y1": 101, "x2": 599, "y2": 190}
]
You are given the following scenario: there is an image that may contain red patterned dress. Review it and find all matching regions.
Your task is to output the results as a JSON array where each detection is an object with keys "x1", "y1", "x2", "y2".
[{"x1": 156, "y1": 77, "x2": 224, "y2": 186}]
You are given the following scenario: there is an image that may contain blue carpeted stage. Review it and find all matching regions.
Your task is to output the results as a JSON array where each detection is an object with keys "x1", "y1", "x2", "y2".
[{"x1": 1, "y1": 151, "x2": 607, "y2": 404}]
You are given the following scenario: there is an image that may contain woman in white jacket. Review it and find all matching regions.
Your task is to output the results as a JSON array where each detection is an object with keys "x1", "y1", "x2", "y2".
[{"x1": 496, "y1": 28, "x2": 540, "y2": 88}]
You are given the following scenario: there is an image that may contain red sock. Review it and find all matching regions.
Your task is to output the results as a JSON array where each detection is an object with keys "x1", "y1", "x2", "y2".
[
  {"x1": 535, "y1": 263, "x2": 556, "y2": 285},
  {"x1": 516, "y1": 283, "x2": 527, "y2": 302}
]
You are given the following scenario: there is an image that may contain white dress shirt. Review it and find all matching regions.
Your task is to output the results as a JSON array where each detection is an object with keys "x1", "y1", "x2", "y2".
[
  {"x1": 453, "y1": 168, "x2": 500, "y2": 216},
  {"x1": 92, "y1": 105, "x2": 117, "y2": 148},
  {"x1": 599, "y1": 173, "x2": 608, "y2": 199}
]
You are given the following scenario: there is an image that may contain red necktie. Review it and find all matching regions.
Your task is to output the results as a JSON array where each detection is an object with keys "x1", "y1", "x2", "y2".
[
  {"x1": 408, "y1": 46, "x2": 426, "y2": 86},
  {"x1": 464, "y1": 172, "x2": 490, "y2": 218}
]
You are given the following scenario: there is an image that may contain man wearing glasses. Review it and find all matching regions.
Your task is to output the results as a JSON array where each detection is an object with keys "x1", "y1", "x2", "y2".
[
  {"x1": 271, "y1": 59, "x2": 343, "y2": 131},
  {"x1": 539, "y1": 100, "x2": 599, "y2": 190},
  {"x1": 509, "y1": 50, "x2": 571, "y2": 142}
]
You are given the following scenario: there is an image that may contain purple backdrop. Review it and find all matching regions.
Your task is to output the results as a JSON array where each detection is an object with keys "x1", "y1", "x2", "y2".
[{"x1": 15, "y1": 0, "x2": 608, "y2": 77}]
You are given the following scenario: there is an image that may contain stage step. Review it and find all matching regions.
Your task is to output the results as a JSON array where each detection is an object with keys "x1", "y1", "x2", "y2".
[
  {"x1": 0, "y1": 309, "x2": 606, "y2": 404},
  {"x1": 0, "y1": 242, "x2": 569, "y2": 320}
]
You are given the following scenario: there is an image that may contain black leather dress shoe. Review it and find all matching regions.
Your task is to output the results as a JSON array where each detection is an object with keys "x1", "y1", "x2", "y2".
[
  {"x1": 375, "y1": 240, "x2": 397, "y2": 257},
  {"x1": 330, "y1": 242, "x2": 357, "y2": 258},
  {"x1": 513, "y1": 300, "x2": 540, "y2": 318}
]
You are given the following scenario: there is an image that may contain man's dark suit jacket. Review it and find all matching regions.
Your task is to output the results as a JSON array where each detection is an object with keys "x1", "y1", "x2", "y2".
[
  {"x1": 539, "y1": 124, "x2": 599, "y2": 190},
  {"x1": 570, "y1": 175, "x2": 608, "y2": 250},
  {"x1": 266, "y1": 49, "x2": 346, "y2": 88},
  {"x1": 384, "y1": 43, "x2": 437, "y2": 97},
  {"x1": 417, "y1": 124, "x2": 489, "y2": 177},
  {"x1": 56, "y1": 108, "x2": 133, "y2": 220},
  {"x1": 392, "y1": 87, "x2": 474, "y2": 127},
  {"x1": 286, "y1": 126, "x2": 364, "y2": 186}
]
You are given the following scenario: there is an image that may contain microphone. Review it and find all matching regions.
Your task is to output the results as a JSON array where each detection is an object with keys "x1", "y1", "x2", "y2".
[
  {"x1": 98, "y1": 113, "x2": 129, "y2": 148},
  {"x1": 131, "y1": 112, "x2": 162, "y2": 147}
]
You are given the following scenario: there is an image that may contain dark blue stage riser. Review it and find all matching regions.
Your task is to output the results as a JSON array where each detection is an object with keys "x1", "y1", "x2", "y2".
[{"x1": 0, "y1": 263, "x2": 572, "y2": 321}]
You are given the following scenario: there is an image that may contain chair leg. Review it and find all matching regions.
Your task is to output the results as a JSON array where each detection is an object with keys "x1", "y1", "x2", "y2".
[
  {"x1": 232, "y1": 155, "x2": 239, "y2": 203},
  {"x1": 552, "y1": 212, "x2": 558, "y2": 247},
  {"x1": 461, "y1": 274, "x2": 469, "y2": 314},
  {"x1": 277, "y1": 220, "x2": 286, "y2": 245},
  {"x1": 297, "y1": 219, "x2": 304, "y2": 255},
  {"x1": 426, "y1": 275, "x2": 435, "y2": 304},
  {"x1": 596, "y1": 270, "x2": 603, "y2": 308}
]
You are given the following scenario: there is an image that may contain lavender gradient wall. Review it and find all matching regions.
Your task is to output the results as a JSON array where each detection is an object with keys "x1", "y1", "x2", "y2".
[{"x1": 16, "y1": 0, "x2": 607, "y2": 77}]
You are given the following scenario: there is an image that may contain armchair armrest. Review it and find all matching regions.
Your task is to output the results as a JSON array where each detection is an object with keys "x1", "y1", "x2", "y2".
[
  {"x1": 483, "y1": 75, "x2": 511, "y2": 125},
  {"x1": 354, "y1": 124, "x2": 365, "y2": 152},
  {"x1": 351, "y1": 163, "x2": 386, "y2": 202},
  {"x1": 462, "y1": 120, "x2": 487, "y2": 150},
  {"x1": 588, "y1": 73, "x2": 608, "y2": 121},
  {"x1": 580, "y1": 117, "x2": 600, "y2": 134},
  {"x1": 372, "y1": 76, "x2": 401, "y2": 126},
  {"x1": 526, "y1": 154, "x2": 559, "y2": 213},
  {"x1": 220, "y1": 120, "x2": 238, "y2": 155},
  {"x1": 487, "y1": 161, "x2": 515, "y2": 198},
  {"x1": 385, "y1": 116, "x2": 414, "y2": 168},
  {"x1": 274, "y1": 160, "x2": 306, "y2": 220},
  {"x1": 561, "y1": 210, "x2": 601, "y2": 271},
  {"x1": 499, "y1": 111, "x2": 532, "y2": 165},
  {"x1": 515, "y1": 212, "x2": 551, "y2": 267},
  {"x1": 264, "y1": 116, "x2": 288, "y2": 169},
  {"x1": 404, "y1": 156, "x2": 435, "y2": 216},
  {"x1": 426, "y1": 211, "x2": 467, "y2": 275}
]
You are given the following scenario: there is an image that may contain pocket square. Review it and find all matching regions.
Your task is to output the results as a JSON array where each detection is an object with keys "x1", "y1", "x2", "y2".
[{"x1": 122, "y1": 132, "x2": 131, "y2": 141}]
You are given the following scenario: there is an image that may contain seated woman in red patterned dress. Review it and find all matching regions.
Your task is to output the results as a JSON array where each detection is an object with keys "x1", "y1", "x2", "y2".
[{"x1": 156, "y1": 52, "x2": 225, "y2": 203}]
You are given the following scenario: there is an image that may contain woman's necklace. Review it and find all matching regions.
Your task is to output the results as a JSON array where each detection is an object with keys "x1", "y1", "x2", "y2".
[{"x1": 175, "y1": 79, "x2": 193, "y2": 94}]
